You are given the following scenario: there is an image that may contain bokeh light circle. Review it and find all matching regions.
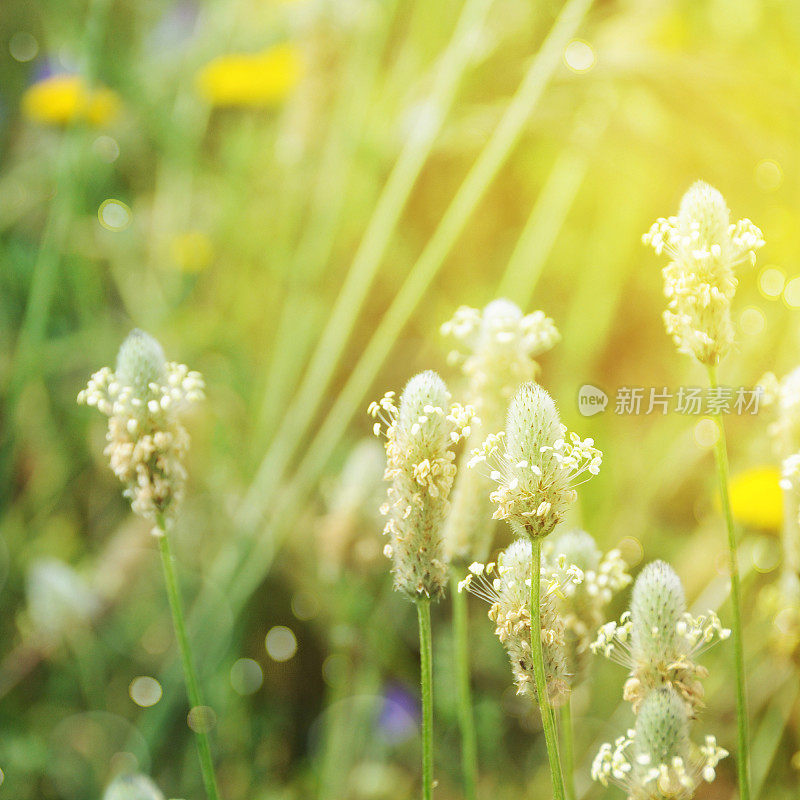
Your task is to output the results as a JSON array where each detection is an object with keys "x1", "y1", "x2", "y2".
[
  {"x1": 230, "y1": 658, "x2": 263, "y2": 695},
  {"x1": 129, "y1": 676, "x2": 162, "y2": 707},
  {"x1": 265, "y1": 625, "x2": 297, "y2": 661},
  {"x1": 564, "y1": 39, "x2": 595, "y2": 72},
  {"x1": 783, "y1": 277, "x2": 800, "y2": 308},
  {"x1": 759, "y1": 266, "x2": 785, "y2": 298},
  {"x1": 10, "y1": 32, "x2": 38, "y2": 62},
  {"x1": 187, "y1": 705, "x2": 217, "y2": 733},
  {"x1": 694, "y1": 418, "x2": 719, "y2": 448},
  {"x1": 739, "y1": 306, "x2": 765, "y2": 336},
  {"x1": 98, "y1": 199, "x2": 132, "y2": 231}
]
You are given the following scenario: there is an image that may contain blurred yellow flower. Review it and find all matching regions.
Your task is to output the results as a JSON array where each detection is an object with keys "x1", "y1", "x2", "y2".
[
  {"x1": 195, "y1": 44, "x2": 301, "y2": 108},
  {"x1": 169, "y1": 231, "x2": 214, "y2": 273},
  {"x1": 729, "y1": 466, "x2": 783, "y2": 531},
  {"x1": 22, "y1": 73, "x2": 121, "y2": 127}
]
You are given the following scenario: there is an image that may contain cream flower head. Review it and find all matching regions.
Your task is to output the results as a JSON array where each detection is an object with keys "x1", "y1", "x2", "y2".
[
  {"x1": 78, "y1": 330, "x2": 204, "y2": 526},
  {"x1": 643, "y1": 181, "x2": 764, "y2": 366},
  {"x1": 369, "y1": 371, "x2": 475, "y2": 600},
  {"x1": 469, "y1": 383, "x2": 601, "y2": 539}
]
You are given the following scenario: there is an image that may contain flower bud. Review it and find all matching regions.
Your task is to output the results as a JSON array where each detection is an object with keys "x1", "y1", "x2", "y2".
[
  {"x1": 115, "y1": 329, "x2": 166, "y2": 401},
  {"x1": 631, "y1": 560, "x2": 686, "y2": 665}
]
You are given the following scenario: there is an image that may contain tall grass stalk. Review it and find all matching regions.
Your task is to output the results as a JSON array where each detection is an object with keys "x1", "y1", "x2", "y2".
[
  {"x1": 156, "y1": 515, "x2": 221, "y2": 800},
  {"x1": 560, "y1": 698, "x2": 575, "y2": 800},
  {"x1": 451, "y1": 576, "x2": 478, "y2": 800},
  {"x1": 417, "y1": 598, "x2": 434, "y2": 800},
  {"x1": 706, "y1": 364, "x2": 750, "y2": 800},
  {"x1": 530, "y1": 538, "x2": 566, "y2": 800}
]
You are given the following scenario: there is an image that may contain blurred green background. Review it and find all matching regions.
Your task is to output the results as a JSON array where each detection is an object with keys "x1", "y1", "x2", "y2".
[{"x1": 1, "y1": 0, "x2": 799, "y2": 797}]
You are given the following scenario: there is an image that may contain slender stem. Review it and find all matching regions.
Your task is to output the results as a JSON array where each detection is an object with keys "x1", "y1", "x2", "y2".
[
  {"x1": 156, "y1": 519, "x2": 221, "y2": 800},
  {"x1": 706, "y1": 365, "x2": 750, "y2": 800},
  {"x1": 560, "y1": 698, "x2": 575, "y2": 800},
  {"x1": 451, "y1": 576, "x2": 478, "y2": 800},
  {"x1": 417, "y1": 598, "x2": 434, "y2": 800},
  {"x1": 529, "y1": 538, "x2": 566, "y2": 800}
]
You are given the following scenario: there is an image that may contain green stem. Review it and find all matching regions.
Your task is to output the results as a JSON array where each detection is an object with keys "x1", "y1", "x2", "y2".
[
  {"x1": 560, "y1": 698, "x2": 575, "y2": 800},
  {"x1": 529, "y1": 538, "x2": 565, "y2": 800},
  {"x1": 417, "y1": 598, "x2": 434, "y2": 800},
  {"x1": 706, "y1": 365, "x2": 750, "y2": 800},
  {"x1": 451, "y1": 576, "x2": 478, "y2": 800},
  {"x1": 156, "y1": 519, "x2": 221, "y2": 800}
]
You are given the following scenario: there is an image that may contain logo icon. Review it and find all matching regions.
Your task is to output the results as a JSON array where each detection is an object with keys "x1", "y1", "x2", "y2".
[{"x1": 578, "y1": 384, "x2": 608, "y2": 417}]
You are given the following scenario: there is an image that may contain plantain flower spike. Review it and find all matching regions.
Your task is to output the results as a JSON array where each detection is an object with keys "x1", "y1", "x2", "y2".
[
  {"x1": 459, "y1": 539, "x2": 584, "y2": 707},
  {"x1": 544, "y1": 529, "x2": 631, "y2": 686},
  {"x1": 469, "y1": 382, "x2": 601, "y2": 540},
  {"x1": 591, "y1": 688, "x2": 728, "y2": 799},
  {"x1": 78, "y1": 329, "x2": 204, "y2": 528},
  {"x1": 643, "y1": 181, "x2": 764, "y2": 366},
  {"x1": 369, "y1": 371, "x2": 475, "y2": 600},
  {"x1": 441, "y1": 299, "x2": 559, "y2": 563},
  {"x1": 592, "y1": 561, "x2": 729, "y2": 714}
]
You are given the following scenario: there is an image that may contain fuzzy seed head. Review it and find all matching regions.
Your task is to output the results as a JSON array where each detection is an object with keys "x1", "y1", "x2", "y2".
[
  {"x1": 634, "y1": 689, "x2": 691, "y2": 775},
  {"x1": 678, "y1": 182, "x2": 730, "y2": 246},
  {"x1": 370, "y1": 371, "x2": 475, "y2": 601},
  {"x1": 470, "y1": 383, "x2": 602, "y2": 539},
  {"x1": 631, "y1": 561, "x2": 686, "y2": 664},
  {"x1": 115, "y1": 329, "x2": 167, "y2": 403},
  {"x1": 592, "y1": 687, "x2": 727, "y2": 799},
  {"x1": 592, "y1": 560, "x2": 730, "y2": 714}
]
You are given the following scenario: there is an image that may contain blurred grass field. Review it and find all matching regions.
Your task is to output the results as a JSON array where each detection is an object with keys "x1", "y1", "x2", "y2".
[{"x1": 1, "y1": 0, "x2": 799, "y2": 797}]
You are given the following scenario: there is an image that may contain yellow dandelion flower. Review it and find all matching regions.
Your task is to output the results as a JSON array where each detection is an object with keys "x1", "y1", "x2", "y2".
[
  {"x1": 22, "y1": 73, "x2": 121, "y2": 127},
  {"x1": 195, "y1": 44, "x2": 302, "y2": 108},
  {"x1": 728, "y1": 466, "x2": 783, "y2": 531},
  {"x1": 169, "y1": 231, "x2": 214, "y2": 273}
]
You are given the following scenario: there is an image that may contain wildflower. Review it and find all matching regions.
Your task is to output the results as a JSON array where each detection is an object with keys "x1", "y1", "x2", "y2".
[
  {"x1": 441, "y1": 299, "x2": 560, "y2": 562},
  {"x1": 469, "y1": 383, "x2": 601, "y2": 540},
  {"x1": 196, "y1": 44, "x2": 301, "y2": 107},
  {"x1": 441, "y1": 299, "x2": 559, "y2": 423},
  {"x1": 728, "y1": 467, "x2": 782, "y2": 531},
  {"x1": 592, "y1": 561, "x2": 729, "y2": 713},
  {"x1": 643, "y1": 181, "x2": 764, "y2": 365},
  {"x1": 22, "y1": 73, "x2": 121, "y2": 127},
  {"x1": 102, "y1": 772, "x2": 165, "y2": 800},
  {"x1": 544, "y1": 529, "x2": 631, "y2": 685},
  {"x1": 459, "y1": 539, "x2": 584, "y2": 706},
  {"x1": 369, "y1": 371, "x2": 474, "y2": 600},
  {"x1": 591, "y1": 688, "x2": 728, "y2": 799},
  {"x1": 78, "y1": 329, "x2": 204, "y2": 526}
]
